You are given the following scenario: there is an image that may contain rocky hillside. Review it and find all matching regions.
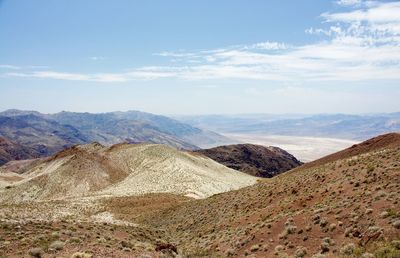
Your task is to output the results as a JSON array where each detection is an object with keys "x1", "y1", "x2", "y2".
[
  {"x1": 142, "y1": 133, "x2": 400, "y2": 257},
  {"x1": 0, "y1": 110, "x2": 232, "y2": 161},
  {"x1": 0, "y1": 114, "x2": 88, "y2": 156},
  {"x1": 195, "y1": 144, "x2": 302, "y2": 178},
  {"x1": 301, "y1": 132, "x2": 400, "y2": 170},
  {"x1": 0, "y1": 143, "x2": 257, "y2": 202},
  {"x1": 0, "y1": 137, "x2": 40, "y2": 165},
  {"x1": 0, "y1": 133, "x2": 398, "y2": 257}
]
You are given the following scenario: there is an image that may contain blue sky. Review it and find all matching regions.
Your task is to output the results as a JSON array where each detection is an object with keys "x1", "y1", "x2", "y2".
[{"x1": 0, "y1": 0, "x2": 399, "y2": 114}]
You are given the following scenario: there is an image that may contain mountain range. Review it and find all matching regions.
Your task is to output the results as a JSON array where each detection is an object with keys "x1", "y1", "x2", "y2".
[
  {"x1": 175, "y1": 113, "x2": 400, "y2": 140},
  {"x1": 0, "y1": 109, "x2": 232, "y2": 163}
]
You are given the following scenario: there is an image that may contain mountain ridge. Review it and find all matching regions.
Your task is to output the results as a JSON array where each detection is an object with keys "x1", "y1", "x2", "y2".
[
  {"x1": 0, "y1": 109, "x2": 233, "y2": 162},
  {"x1": 176, "y1": 113, "x2": 400, "y2": 140}
]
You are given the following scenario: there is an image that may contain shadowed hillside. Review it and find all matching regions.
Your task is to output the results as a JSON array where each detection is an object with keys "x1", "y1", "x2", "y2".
[
  {"x1": 0, "y1": 137, "x2": 40, "y2": 166},
  {"x1": 195, "y1": 143, "x2": 302, "y2": 178}
]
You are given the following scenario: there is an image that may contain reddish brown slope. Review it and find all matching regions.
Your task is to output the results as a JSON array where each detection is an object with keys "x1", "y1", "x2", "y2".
[
  {"x1": 143, "y1": 134, "x2": 400, "y2": 257},
  {"x1": 299, "y1": 132, "x2": 400, "y2": 170},
  {"x1": 0, "y1": 137, "x2": 40, "y2": 166}
]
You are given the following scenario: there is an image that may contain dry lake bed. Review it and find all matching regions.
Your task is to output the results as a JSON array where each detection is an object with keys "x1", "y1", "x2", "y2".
[{"x1": 224, "y1": 133, "x2": 359, "y2": 162}]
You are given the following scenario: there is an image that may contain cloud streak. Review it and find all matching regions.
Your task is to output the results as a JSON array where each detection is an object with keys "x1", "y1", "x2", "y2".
[{"x1": 0, "y1": 64, "x2": 20, "y2": 70}]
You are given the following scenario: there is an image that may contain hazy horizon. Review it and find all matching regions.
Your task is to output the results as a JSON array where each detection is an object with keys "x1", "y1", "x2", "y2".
[
  {"x1": 1, "y1": 0, "x2": 400, "y2": 114},
  {"x1": 1, "y1": 108, "x2": 399, "y2": 117}
]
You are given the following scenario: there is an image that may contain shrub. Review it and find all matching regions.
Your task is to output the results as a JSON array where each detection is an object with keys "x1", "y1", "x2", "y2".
[
  {"x1": 70, "y1": 252, "x2": 92, "y2": 258},
  {"x1": 340, "y1": 243, "x2": 356, "y2": 255},
  {"x1": 49, "y1": 240, "x2": 64, "y2": 251},
  {"x1": 69, "y1": 237, "x2": 82, "y2": 243},
  {"x1": 286, "y1": 225, "x2": 297, "y2": 234},
  {"x1": 373, "y1": 241, "x2": 400, "y2": 258},
  {"x1": 365, "y1": 208, "x2": 373, "y2": 214},
  {"x1": 392, "y1": 240, "x2": 400, "y2": 249},
  {"x1": 294, "y1": 246, "x2": 307, "y2": 257},
  {"x1": 321, "y1": 242, "x2": 330, "y2": 253},
  {"x1": 275, "y1": 245, "x2": 284, "y2": 252},
  {"x1": 392, "y1": 220, "x2": 400, "y2": 229},
  {"x1": 249, "y1": 244, "x2": 260, "y2": 252},
  {"x1": 319, "y1": 218, "x2": 328, "y2": 227},
  {"x1": 28, "y1": 248, "x2": 43, "y2": 258},
  {"x1": 225, "y1": 248, "x2": 235, "y2": 256},
  {"x1": 380, "y1": 211, "x2": 390, "y2": 218}
]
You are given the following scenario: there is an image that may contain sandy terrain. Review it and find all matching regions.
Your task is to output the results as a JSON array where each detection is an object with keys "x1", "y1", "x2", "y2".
[{"x1": 224, "y1": 133, "x2": 359, "y2": 162}]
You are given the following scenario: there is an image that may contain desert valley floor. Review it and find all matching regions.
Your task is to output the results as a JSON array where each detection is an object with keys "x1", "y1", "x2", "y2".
[{"x1": 223, "y1": 134, "x2": 359, "y2": 162}]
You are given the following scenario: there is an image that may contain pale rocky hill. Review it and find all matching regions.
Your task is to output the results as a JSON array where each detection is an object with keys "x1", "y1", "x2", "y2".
[{"x1": 0, "y1": 143, "x2": 257, "y2": 202}]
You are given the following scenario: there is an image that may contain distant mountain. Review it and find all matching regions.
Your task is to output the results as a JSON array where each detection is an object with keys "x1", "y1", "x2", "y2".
[
  {"x1": 195, "y1": 144, "x2": 302, "y2": 178},
  {"x1": 0, "y1": 137, "x2": 40, "y2": 165},
  {"x1": 0, "y1": 110, "x2": 232, "y2": 162},
  {"x1": 175, "y1": 113, "x2": 400, "y2": 140},
  {"x1": 52, "y1": 111, "x2": 232, "y2": 149},
  {"x1": 49, "y1": 111, "x2": 198, "y2": 150},
  {"x1": 0, "y1": 114, "x2": 88, "y2": 156}
]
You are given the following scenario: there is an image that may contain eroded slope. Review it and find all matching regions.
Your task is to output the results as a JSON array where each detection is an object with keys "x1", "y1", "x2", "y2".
[{"x1": 0, "y1": 143, "x2": 257, "y2": 202}]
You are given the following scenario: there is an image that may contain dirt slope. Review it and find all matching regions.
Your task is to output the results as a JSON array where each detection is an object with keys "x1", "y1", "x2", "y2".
[
  {"x1": 0, "y1": 143, "x2": 257, "y2": 202},
  {"x1": 143, "y1": 133, "x2": 400, "y2": 257},
  {"x1": 195, "y1": 143, "x2": 302, "y2": 178},
  {"x1": 300, "y1": 132, "x2": 400, "y2": 170},
  {"x1": 0, "y1": 133, "x2": 399, "y2": 258}
]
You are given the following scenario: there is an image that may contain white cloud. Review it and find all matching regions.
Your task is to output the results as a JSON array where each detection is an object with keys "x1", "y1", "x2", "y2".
[
  {"x1": 90, "y1": 56, "x2": 106, "y2": 61},
  {"x1": 3, "y1": 1, "x2": 400, "y2": 83},
  {"x1": 336, "y1": 0, "x2": 362, "y2": 6},
  {"x1": 324, "y1": 2, "x2": 400, "y2": 23},
  {"x1": 0, "y1": 65, "x2": 20, "y2": 70},
  {"x1": 27, "y1": 65, "x2": 51, "y2": 69},
  {"x1": 246, "y1": 41, "x2": 287, "y2": 50}
]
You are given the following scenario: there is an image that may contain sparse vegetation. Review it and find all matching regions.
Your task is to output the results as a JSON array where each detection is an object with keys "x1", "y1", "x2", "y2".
[{"x1": 0, "y1": 133, "x2": 399, "y2": 257}]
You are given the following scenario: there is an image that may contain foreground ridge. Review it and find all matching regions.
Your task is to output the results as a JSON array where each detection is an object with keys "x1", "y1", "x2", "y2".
[{"x1": 0, "y1": 133, "x2": 399, "y2": 257}]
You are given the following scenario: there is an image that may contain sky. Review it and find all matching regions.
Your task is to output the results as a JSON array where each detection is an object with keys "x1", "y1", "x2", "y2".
[{"x1": 0, "y1": 0, "x2": 399, "y2": 115}]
